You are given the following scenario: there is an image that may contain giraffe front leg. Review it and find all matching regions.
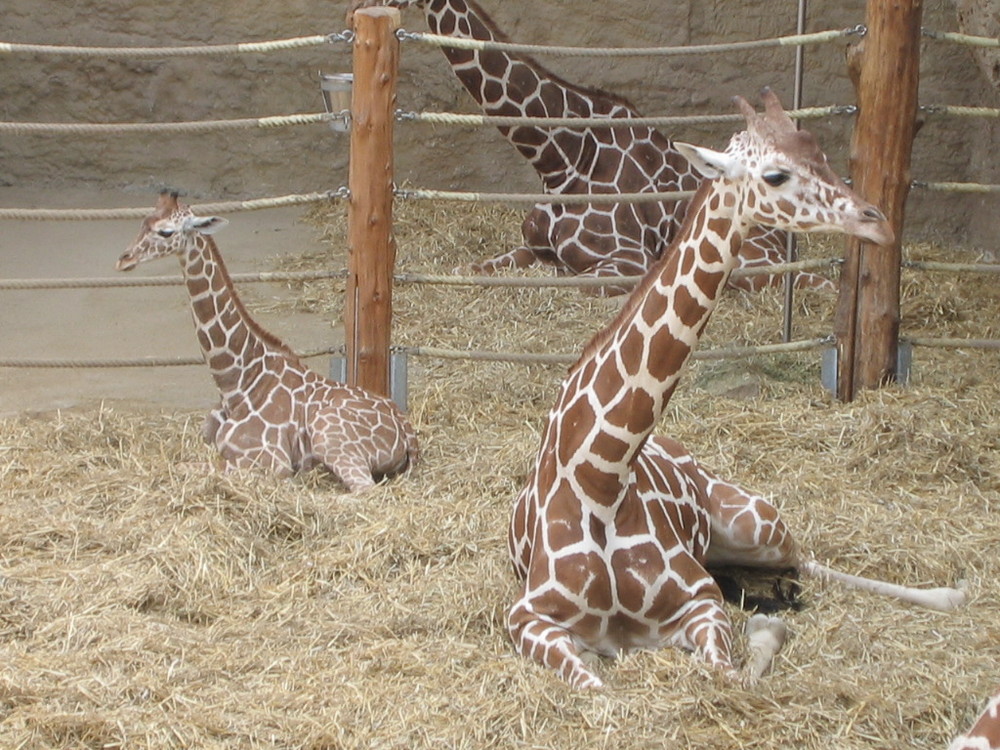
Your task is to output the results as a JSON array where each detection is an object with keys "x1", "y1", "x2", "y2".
[
  {"x1": 202, "y1": 404, "x2": 225, "y2": 446},
  {"x1": 507, "y1": 599, "x2": 604, "y2": 690},
  {"x1": 669, "y1": 595, "x2": 739, "y2": 680},
  {"x1": 574, "y1": 250, "x2": 651, "y2": 298},
  {"x1": 671, "y1": 588, "x2": 786, "y2": 685},
  {"x1": 453, "y1": 244, "x2": 545, "y2": 276}
]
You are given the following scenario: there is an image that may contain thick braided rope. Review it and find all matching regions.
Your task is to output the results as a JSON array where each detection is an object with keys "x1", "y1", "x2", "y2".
[
  {"x1": 404, "y1": 338, "x2": 832, "y2": 367},
  {"x1": 903, "y1": 260, "x2": 1000, "y2": 274},
  {"x1": 1, "y1": 113, "x2": 337, "y2": 135},
  {"x1": 922, "y1": 28, "x2": 1000, "y2": 48},
  {"x1": 400, "y1": 27, "x2": 859, "y2": 56},
  {"x1": 1, "y1": 259, "x2": 835, "y2": 293},
  {"x1": 907, "y1": 337, "x2": 1000, "y2": 350},
  {"x1": 0, "y1": 33, "x2": 350, "y2": 57},
  {"x1": 912, "y1": 181, "x2": 1000, "y2": 193},
  {"x1": 0, "y1": 191, "x2": 345, "y2": 221},
  {"x1": 0, "y1": 346, "x2": 340, "y2": 369},
  {"x1": 401, "y1": 105, "x2": 851, "y2": 129},
  {"x1": 395, "y1": 258, "x2": 840, "y2": 288},
  {"x1": 395, "y1": 188, "x2": 695, "y2": 205},
  {"x1": 921, "y1": 104, "x2": 1000, "y2": 118},
  {"x1": 3, "y1": 105, "x2": 851, "y2": 138},
  {"x1": 0, "y1": 270, "x2": 346, "y2": 291}
]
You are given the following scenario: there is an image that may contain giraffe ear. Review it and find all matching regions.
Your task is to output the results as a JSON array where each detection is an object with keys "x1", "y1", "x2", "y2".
[
  {"x1": 674, "y1": 142, "x2": 746, "y2": 180},
  {"x1": 184, "y1": 216, "x2": 229, "y2": 235}
]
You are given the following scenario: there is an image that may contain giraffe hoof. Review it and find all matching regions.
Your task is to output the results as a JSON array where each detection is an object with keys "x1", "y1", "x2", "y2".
[
  {"x1": 743, "y1": 614, "x2": 787, "y2": 684},
  {"x1": 745, "y1": 613, "x2": 787, "y2": 642}
]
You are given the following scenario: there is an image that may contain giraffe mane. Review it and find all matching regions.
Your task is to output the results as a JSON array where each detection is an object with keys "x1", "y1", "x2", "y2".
[
  {"x1": 200, "y1": 233, "x2": 303, "y2": 363},
  {"x1": 569, "y1": 178, "x2": 714, "y2": 374}
]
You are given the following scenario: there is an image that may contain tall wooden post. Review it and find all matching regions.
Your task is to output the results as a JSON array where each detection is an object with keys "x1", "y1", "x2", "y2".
[
  {"x1": 833, "y1": 0, "x2": 922, "y2": 401},
  {"x1": 345, "y1": 7, "x2": 400, "y2": 398}
]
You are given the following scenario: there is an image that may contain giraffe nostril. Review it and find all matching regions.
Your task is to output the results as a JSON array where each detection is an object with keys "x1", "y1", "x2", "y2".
[{"x1": 863, "y1": 207, "x2": 886, "y2": 221}]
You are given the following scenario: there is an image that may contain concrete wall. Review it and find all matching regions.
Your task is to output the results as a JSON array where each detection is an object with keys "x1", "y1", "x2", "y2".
[{"x1": 2, "y1": 0, "x2": 998, "y2": 246}]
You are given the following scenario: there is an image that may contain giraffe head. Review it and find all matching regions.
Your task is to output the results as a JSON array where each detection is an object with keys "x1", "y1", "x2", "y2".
[
  {"x1": 116, "y1": 191, "x2": 229, "y2": 272},
  {"x1": 674, "y1": 88, "x2": 894, "y2": 246}
]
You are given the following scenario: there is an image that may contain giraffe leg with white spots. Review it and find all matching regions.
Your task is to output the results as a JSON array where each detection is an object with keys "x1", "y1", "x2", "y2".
[
  {"x1": 453, "y1": 243, "x2": 550, "y2": 276},
  {"x1": 507, "y1": 602, "x2": 606, "y2": 690}
]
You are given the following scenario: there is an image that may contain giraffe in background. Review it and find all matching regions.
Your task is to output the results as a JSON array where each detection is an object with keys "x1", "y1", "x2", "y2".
[
  {"x1": 116, "y1": 192, "x2": 419, "y2": 492},
  {"x1": 505, "y1": 90, "x2": 965, "y2": 689},
  {"x1": 348, "y1": 0, "x2": 833, "y2": 294},
  {"x1": 950, "y1": 689, "x2": 1000, "y2": 750}
]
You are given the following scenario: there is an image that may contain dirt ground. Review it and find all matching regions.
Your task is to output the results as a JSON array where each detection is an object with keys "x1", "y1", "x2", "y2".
[{"x1": 0, "y1": 187, "x2": 340, "y2": 417}]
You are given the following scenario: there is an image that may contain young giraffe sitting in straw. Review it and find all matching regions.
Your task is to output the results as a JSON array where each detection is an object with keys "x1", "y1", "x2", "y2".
[
  {"x1": 506, "y1": 89, "x2": 966, "y2": 689},
  {"x1": 950, "y1": 689, "x2": 1000, "y2": 750},
  {"x1": 348, "y1": 0, "x2": 833, "y2": 294},
  {"x1": 117, "y1": 192, "x2": 419, "y2": 492}
]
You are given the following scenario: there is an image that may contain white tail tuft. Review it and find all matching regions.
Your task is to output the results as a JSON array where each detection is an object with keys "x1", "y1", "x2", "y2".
[{"x1": 801, "y1": 560, "x2": 967, "y2": 612}]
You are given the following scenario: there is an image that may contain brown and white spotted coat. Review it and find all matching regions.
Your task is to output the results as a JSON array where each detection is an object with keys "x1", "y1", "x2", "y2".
[
  {"x1": 951, "y1": 690, "x2": 1000, "y2": 750},
  {"x1": 117, "y1": 192, "x2": 419, "y2": 492},
  {"x1": 349, "y1": 0, "x2": 833, "y2": 294},
  {"x1": 504, "y1": 90, "x2": 965, "y2": 689}
]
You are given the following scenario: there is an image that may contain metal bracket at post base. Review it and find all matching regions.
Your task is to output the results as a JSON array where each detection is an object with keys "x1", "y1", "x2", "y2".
[
  {"x1": 329, "y1": 351, "x2": 409, "y2": 411},
  {"x1": 821, "y1": 339, "x2": 912, "y2": 394}
]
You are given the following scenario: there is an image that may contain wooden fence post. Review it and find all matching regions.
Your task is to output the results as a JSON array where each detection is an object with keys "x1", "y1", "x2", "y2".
[
  {"x1": 833, "y1": 0, "x2": 923, "y2": 401},
  {"x1": 345, "y1": 7, "x2": 400, "y2": 398}
]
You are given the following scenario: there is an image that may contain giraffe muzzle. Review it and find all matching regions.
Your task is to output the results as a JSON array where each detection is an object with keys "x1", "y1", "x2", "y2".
[
  {"x1": 116, "y1": 252, "x2": 138, "y2": 272},
  {"x1": 850, "y1": 205, "x2": 894, "y2": 246}
]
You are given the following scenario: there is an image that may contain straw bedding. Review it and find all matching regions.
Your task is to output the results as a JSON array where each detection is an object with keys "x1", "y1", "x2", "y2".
[{"x1": 1, "y1": 202, "x2": 998, "y2": 749}]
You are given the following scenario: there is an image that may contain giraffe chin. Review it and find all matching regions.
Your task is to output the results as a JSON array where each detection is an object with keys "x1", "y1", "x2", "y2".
[{"x1": 115, "y1": 256, "x2": 138, "y2": 272}]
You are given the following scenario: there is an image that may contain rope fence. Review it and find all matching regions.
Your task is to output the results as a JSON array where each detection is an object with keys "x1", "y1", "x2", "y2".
[
  {"x1": 402, "y1": 338, "x2": 834, "y2": 367},
  {"x1": 0, "y1": 270, "x2": 346, "y2": 291},
  {"x1": 0, "y1": 191, "x2": 346, "y2": 221},
  {"x1": 5, "y1": 102, "x2": 998, "y2": 140},
  {"x1": 921, "y1": 28, "x2": 1000, "y2": 48},
  {"x1": 398, "y1": 27, "x2": 862, "y2": 57},
  {"x1": 399, "y1": 105, "x2": 854, "y2": 129},
  {"x1": 2, "y1": 24, "x2": 994, "y2": 62},
  {"x1": 0, "y1": 113, "x2": 339, "y2": 136},
  {"x1": 0, "y1": 345, "x2": 341, "y2": 370},
  {"x1": 0, "y1": 32, "x2": 352, "y2": 57},
  {"x1": 3, "y1": 19, "x2": 999, "y2": 373}
]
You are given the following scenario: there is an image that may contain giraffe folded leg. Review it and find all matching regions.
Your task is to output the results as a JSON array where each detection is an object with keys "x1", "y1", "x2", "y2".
[
  {"x1": 670, "y1": 595, "x2": 740, "y2": 680},
  {"x1": 454, "y1": 245, "x2": 545, "y2": 276},
  {"x1": 507, "y1": 603, "x2": 605, "y2": 689},
  {"x1": 574, "y1": 253, "x2": 651, "y2": 298}
]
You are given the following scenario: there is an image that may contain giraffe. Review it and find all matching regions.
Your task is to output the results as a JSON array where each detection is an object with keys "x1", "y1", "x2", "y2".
[
  {"x1": 950, "y1": 689, "x2": 1000, "y2": 750},
  {"x1": 348, "y1": 0, "x2": 833, "y2": 294},
  {"x1": 504, "y1": 89, "x2": 966, "y2": 689},
  {"x1": 116, "y1": 192, "x2": 419, "y2": 492}
]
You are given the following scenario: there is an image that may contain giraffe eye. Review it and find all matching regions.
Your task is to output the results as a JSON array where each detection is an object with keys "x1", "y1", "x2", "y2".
[
  {"x1": 763, "y1": 171, "x2": 791, "y2": 187},
  {"x1": 157, "y1": 229, "x2": 175, "y2": 238}
]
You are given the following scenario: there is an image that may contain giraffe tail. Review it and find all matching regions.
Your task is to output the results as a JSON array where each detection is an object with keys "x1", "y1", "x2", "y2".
[{"x1": 800, "y1": 559, "x2": 967, "y2": 612}]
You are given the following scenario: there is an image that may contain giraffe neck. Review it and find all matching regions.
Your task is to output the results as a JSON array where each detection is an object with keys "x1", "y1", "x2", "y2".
[
  {"x1": 554, "y1": 179, "x2": 743, "y2": 506},
  {"x1": 423, "y1": 0, "x2": 643, "y2": 190},
  {"x1": 179, "y1": 236, "x2": 296, "y2": 402}
]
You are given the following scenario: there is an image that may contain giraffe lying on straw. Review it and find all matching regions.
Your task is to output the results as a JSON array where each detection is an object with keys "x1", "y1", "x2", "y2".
[
  {"x1": 950, "y1": 689, "x2": 1000, "y2": 750},
  {"x1": 506, "y1": 89, "x2": 966, "y2": 689},
  {"x1": 349, "y1": 0, "x2": 833, "y2": 294},
  {"x1": 116, "y1": 192, "x2": 419, "y2": 492}
]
